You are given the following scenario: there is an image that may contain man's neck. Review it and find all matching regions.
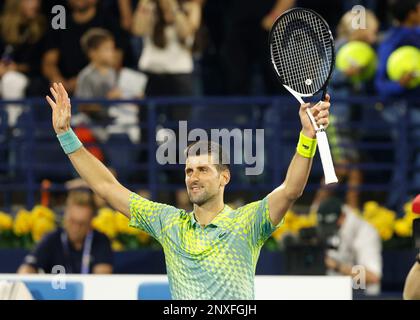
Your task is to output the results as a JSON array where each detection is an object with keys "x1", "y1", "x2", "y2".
[
  {"x1": 72, "y1": 7, "x2": 96, "y2": 24},
  {"x1": 72, "y1": 239, "x2": 84, "y2": 251},
  {"x1": 193, "y1": 197, "x2": 225, "y2": 227}
]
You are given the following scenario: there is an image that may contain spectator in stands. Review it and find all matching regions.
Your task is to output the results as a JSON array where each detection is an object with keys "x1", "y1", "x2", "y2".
[
  {"x1": 118, "y1": 0, "x2": 137, "y2": 32},
  {"x1": 132, "y1": 0, "x2": 202, "y2": 203},
  {"x1": 375, "y1": 0, "x2": 420, "y2": 207},
  {"x1": 403, "y1": 253, "x2": 420, "y2": 299},
  {"x1": 17, "y1": 190, "x2": 113, "y2": 274},
  {"x1": 41, "y1": 0, "x2": 133, "y2": 95},
  {"x1": 223, "y1": 0, "x2": 295, "y2": 95},
  {"x1": 0, "y1": 0, "x2": 47, "y2": 126},
  {"x1": 132, "y1": 0, "x2": 201, "y2": 100},
  {"x1": 376, "y1": 0, "x2": 420, "y2": 96},
  {"x1": 74, "y1": 28, "x2": 146, "y2": 183},
  {"x1": 317, "y1": 198, "x2": 382, "y2": 295},
  {"x1": 312, "y1": 10, "x2": 380, "y2": 210}
]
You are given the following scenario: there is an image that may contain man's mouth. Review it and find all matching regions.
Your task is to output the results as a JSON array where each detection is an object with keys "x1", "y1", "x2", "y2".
[{"x1": 190, "y1": 185, "x2": 201, "y2": 192}]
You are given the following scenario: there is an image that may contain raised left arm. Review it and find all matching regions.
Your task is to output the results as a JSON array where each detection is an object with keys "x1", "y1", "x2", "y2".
[{"x1": 267, "y1": 95, "x2": 331, "y2": 225}]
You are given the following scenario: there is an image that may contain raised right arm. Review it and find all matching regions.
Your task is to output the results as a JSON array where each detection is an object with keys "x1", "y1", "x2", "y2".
[{"x1": 46, "y1": 83, "x2": 132, "y2": 218}]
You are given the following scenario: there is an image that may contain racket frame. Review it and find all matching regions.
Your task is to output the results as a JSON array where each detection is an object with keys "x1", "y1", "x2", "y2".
[{"x1": 269, "y1": 7, "x2": 338, "y2": 184}]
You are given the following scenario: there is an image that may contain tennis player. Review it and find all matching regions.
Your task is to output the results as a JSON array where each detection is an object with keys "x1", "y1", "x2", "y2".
[{"x1": 46, "y1": 82, "x2": 331, "y2": 299}]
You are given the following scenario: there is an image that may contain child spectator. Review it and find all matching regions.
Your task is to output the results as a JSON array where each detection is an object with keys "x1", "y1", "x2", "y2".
[
  {"x1": 75, "y1": 28, "x2": 147, "y2": 183},
  {"x1": 41, "y1": 0, "x2": 134, "y2": 95}
]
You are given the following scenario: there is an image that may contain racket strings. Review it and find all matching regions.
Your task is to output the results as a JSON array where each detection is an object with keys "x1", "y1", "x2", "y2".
[
  {"x1": 271, "y1": 9, "x2": 333, "y2": 95},
  {"x1": 274, "y1": 12, "x2": 330, "y2": 89}
]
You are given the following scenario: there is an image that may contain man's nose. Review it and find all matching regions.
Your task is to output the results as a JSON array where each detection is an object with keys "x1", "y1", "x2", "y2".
[{"x1": 190, "y1": 171, "x2": 200, "y2": 181}]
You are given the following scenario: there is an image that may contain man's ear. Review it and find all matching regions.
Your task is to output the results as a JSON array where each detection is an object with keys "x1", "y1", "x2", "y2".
[{"x1": 220, "y1": 169, "x2": 231, "y2": 187}]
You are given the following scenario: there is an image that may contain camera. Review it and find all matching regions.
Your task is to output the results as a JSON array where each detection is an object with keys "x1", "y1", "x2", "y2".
[
  {"x1": 283, "y1": 198, "x2": 344, "y2": 275},
  {"x1": 283, "y1": 225, "x2": 340, "y2": 276}
]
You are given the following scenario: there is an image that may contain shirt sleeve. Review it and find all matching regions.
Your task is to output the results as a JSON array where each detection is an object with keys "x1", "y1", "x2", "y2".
[
  {"x1": 375, "y1": 43, "x2": 406, "y2": 97},
  {"x1": 128, "y1": 192, "x2": 179, "y2": 241},
  {"x1": 239, "y1": 196, "x2": 284, "y2": 247},
  {"x1": 22, "y1": 232, "x2": 55, "y2": 272}
]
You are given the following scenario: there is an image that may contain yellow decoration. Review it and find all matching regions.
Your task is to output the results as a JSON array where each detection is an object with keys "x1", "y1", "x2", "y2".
[
  {"x1": 394, "y1": 218, "x2": 412, "y2": 237},
  {"x1": 32, "y1": 217, "x2": 56, "y2": 242},
  {"x1": 92, "y1": 208, "x2": 118, "y2": 239},
  {"x1": 111, "y1": 240, "x2": 125, "y2": 251},
  {"x1": 31, "y1": 205, "x2": 55, "y2": 222},
  {"x1": 13, "y1": 209, "x2": 32, "y2": 235},
  {"x1": 0, "y1": 212, "x2": 13, "y2": 231}
]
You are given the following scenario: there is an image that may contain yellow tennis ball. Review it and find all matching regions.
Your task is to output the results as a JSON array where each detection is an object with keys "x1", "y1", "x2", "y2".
[
  {"x1": 387, "y1": 46, "x2": 420, "y2": 89},
  {"x1": 336, "y1": 41, "x2": 377, "y2": 83}
]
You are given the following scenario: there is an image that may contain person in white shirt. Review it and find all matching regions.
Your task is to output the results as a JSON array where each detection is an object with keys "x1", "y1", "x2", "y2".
[
  {"x1": 132, "y1": 0, "x2": 202, "y2": 206},
  {"x1": 317, "y1": 198, "x2": 382, "y2": 295},
  {"x1": 132, "y1": 0, "x2": 201, "y2": 99}
]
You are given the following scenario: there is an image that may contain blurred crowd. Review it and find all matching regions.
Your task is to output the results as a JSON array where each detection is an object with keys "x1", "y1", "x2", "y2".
[{"x1": 0, "y1": 0, "x2": 418, "y2": 97}]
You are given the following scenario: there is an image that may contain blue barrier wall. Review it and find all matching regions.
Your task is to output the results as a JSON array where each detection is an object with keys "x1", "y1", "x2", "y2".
[{"x1": 0, "y1": 248, "x2": 416, "y2": 293}]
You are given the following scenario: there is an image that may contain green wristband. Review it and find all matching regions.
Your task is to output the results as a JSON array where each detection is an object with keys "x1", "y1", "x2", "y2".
[
  {"x1": 57, "y1": 128, "x2": 83, "y2": 154},
  {"x1": 296, "y1": 131, "x2": 317, "y2": 158}
]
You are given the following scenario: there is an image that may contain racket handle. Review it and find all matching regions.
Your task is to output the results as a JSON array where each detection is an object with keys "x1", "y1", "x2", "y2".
[{"x1": 316, "y1": 130, "x2": 338, "y2": 185}]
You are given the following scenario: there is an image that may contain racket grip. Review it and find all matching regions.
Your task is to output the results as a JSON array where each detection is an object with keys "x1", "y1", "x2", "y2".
[{"x1": 316, "y1": 130, "x2": 338, "y2": 185}]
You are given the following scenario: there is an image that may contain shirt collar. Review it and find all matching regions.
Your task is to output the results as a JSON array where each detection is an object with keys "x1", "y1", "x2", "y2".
[{"x1": 189, "y1": 205, "x2": 233, "y2": 228}]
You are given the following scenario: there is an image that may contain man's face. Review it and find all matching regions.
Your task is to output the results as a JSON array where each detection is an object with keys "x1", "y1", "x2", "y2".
[
  {"x1": 185, "y1": 154, "x2": 229, "y2": 206},
  {"x1": 64, "y1": 204, "x2": 93, "y2": 244},
  {"x1": 68, "y1": 0, "x2": 97, "y2": 12}
]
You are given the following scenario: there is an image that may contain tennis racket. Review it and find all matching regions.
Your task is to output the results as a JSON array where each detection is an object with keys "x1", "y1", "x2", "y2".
[{"x1": 269, "y1": 7, "x2": 338, "y2": 184}]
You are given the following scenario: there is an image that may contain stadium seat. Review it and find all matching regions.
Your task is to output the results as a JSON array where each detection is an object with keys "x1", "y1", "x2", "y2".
[
  {"x1": 23, "y1": 281, "x2": 83, "y2": 300},
  {"x1": 137, "y1": 282, "x2": 171, "y2": 300}
]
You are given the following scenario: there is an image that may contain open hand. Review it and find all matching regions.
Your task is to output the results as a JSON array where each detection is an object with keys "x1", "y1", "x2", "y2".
[{"x1": 46, "y1": 83, "x2": 72, "y2": 135}]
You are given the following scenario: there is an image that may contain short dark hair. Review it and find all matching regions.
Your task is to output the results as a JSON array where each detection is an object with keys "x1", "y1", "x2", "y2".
[
  {"x1": 184, "y1": 140, "x2": 230, "y2": 172},
  {"x1": 80, "y1": 28, "x2": 114, "y2": 55},
  {"x1": 390, "y1": 0, "x2": 420, "y2": 22}
]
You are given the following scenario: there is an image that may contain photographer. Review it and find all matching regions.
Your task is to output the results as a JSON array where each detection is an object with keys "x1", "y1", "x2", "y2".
[{"x1": 317, "y1": 198, "x2": 382, "y2": 295}]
